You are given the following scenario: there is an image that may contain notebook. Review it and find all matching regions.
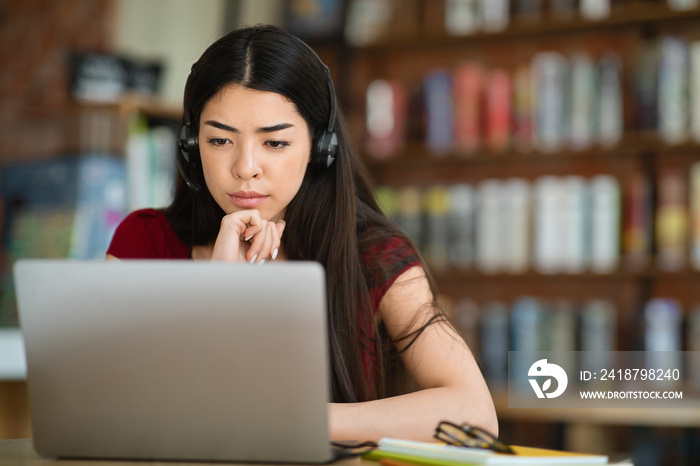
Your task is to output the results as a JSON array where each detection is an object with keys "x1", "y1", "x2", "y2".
[
  {"x1": 365, "y1": 438, "x2": 610, "y2": 465},
  {"x1": 13, "y1": 259, "x2": 334, "y2": 463}
]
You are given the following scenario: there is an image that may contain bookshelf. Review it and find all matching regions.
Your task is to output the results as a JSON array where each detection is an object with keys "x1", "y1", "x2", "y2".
[
  {"x1": 0, "y1": 98, "x2": 181, "y2": 439},
  {"x1": 343, "y1": 0, "x2": 700, "y2": 319},
  {"x1": 340, "y1": 0, "x2": 700, "y2": 459}
]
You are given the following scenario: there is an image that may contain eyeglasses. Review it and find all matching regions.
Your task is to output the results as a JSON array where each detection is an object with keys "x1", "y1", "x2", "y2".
[{"x1": 434, "y1": 421, "x2": 515, "y2": 454}]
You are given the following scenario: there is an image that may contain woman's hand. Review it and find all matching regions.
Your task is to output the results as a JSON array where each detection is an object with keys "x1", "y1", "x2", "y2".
[{"x1": 210, "y1": 210, "x2": 285, "y2": 263}]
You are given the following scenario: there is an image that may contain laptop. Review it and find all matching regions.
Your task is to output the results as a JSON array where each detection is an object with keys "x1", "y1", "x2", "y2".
[{"x1": 13, "y1": 259, "x2": 334, "y2": 463}]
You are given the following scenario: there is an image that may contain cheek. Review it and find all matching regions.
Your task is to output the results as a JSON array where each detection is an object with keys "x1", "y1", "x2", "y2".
[
  {"x1": 199, "y1": 153, "x2": 226, "y2": 191},
  {"x1": 278, "y1": 148, "x2": 310, "y2": 196}
]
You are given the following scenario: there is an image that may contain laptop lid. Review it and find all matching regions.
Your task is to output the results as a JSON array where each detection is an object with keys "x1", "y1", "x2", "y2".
[{"x1": 14, "y1": 259, "x2": 333, "y2": 463}]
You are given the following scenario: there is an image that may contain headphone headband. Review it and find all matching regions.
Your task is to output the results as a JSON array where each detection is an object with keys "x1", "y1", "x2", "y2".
[{"x1": 324, "y1": 66, "x2": 337, "y2": 134}]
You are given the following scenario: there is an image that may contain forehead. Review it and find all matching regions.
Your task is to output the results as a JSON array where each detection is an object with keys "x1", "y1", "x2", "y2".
[{"x1": 201, "y1": 84, "x2": 304, "y2": 122}]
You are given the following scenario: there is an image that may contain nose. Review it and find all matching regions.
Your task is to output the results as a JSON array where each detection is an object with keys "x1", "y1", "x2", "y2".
[{"x1": 232, "y1": 141, "x2": 260, "y2": 180}]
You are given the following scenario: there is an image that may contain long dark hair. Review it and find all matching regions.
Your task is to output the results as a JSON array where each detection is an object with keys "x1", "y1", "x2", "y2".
[{"x1": 165, "y1": 24, "x2": 445, "y2": 402}]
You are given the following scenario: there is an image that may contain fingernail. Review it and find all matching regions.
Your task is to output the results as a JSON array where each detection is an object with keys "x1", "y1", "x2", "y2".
[
  {"x1": 259, "y1": 259, "x2": 265, "y2": 265},
  {"x1": 272, "y1": 248, "x2": 278, "y2": 260},
  {"x1": 249, "y1": 254, "x2": 258, "y2": 264},
  {"x1": 245, "y1": 235, "x2": 253, "y2": 241}
]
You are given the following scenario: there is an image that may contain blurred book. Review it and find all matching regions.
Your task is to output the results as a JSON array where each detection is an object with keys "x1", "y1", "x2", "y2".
[
  {"x1": 344, "y1": 0, "x2": 393, "y2": 46},
  {"x1": 655, "y1": 168, "x2": 688, "y2": 272},
  {"x1": 569, "y1": 53, "x2": 597, "y2": 151},
  {"x1": 658, "y1": 37, "x2": 689, "y2": 145},
  {"x1": 447, "y1": 184, "x2": 475, "y2": 270},
  {"x1": 579, "y1": 299, "x2": 617, "y2": 372},
  {"x1": 691, "y1": 41, "x2": 700, "y2": 143},
  {"x1": 644, "y1": 298, "x2": 682, "y2": 382},
  {"x1": 375, "y1": 186, "x2": 400, "y2": 223},
  {"x1": 532, "y1": 52, "x2": 569, "y2": 153},
  {"x1": 481, "y1": 0, "x2": 509, "y2": 33},
  {"x1": 453, "y1": 63, "x2": 484, "y2": 156},
  {"x1": 551, "y1": 300, "x2": 578, "y2": 352},
  {"x1": 444, "y1": 0, "x2": 480, "y2": 36},
  {"x1": 550, "y1": 0, "x2": 577, "y2": 19},
  {"x1": 366, "y1": 79, "x2": 407, "y2": 160},
  {"x1": 580, "y1": 0, "x2": 610, "y2": 21},
  {"x1": 550, "y1": 300, "x2": 578, "y2": 377},
  {"x1": 687, "y1": 305, "x2": 700, "y2": 390},
  {"x1": 397, "y1": 186, "x2": 424, "y2": 249},
  {"x1": 424, "y1": 69, "x2": 455, "y2": 157},
  {"x1": 423, "y1": 185, "x2": 450, "y2": 272},
  {"x1": 668, "y1": 0, "x2": 699, "y2": 10},
  {"x1": 533, "y1": 176, "x2": 566, "y2": 274},
  {"x1": 480, "y1": 301, "x2": 509, "y2": 383},
  {"x1": 597, "y1": 53, "x2": 623, "y2": 148},
  {"x1": 125, "y1": 116, "x2": 176, "y2": 211},
  {"x1": 513, "y1": 0, "x2": 543, "y2": 22},
  {"x1": 590, "y1": 175, "x2": 620, "y2": 273},
  {"x1": 475, "y1": 179, "x2": 503, "y2": 274},
  {"x1": 485, "y1": 68, "x2": 512, "y2": 153},
  {"x1": 562, "y1": 176, "x2": 589, "y2": 274},
  {"x1": 511, "y1": 297, "x2": 547, "y2": 352},
  {"x1": 691, "y1": 163, "x2": 700, "y2": 270},
  {"x1": 623, "y1": 171, "x2": 653, "y2": 271},
  {"x1": 502, "y1": 178, "x2": 530, "y2": 274},
  {"x1": 510, "y1": 297, "x2": 548, "y2": 393},
  {"x1": 284, "y1": 0, "x2": 345, "y2": 41},
  {"x1": 632, "y1": 40, "x2": 660, "y2": 133},
  {"x1": 513, "y1": 63, "x2": 534, "y2": 152}
]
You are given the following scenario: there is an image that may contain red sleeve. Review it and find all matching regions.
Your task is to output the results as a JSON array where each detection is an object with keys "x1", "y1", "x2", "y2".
[
  {"x1": 365, "y1": 236, "x2": 421, "y2": 311},
  {"x1": 106, "y1": 209, "x2": 190, "y2": 259}
]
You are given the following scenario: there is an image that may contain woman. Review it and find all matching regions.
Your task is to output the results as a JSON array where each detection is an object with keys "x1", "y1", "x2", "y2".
[{"x1": 106, "y1": 24, "x2": 497, "y2": 442}]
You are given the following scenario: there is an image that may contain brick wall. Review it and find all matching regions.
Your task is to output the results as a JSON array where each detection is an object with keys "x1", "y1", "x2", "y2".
[{"x1": 0, "y1": 0, "x2": 115, "y2": 162}]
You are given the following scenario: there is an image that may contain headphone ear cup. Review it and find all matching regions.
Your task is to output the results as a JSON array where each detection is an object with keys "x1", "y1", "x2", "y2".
[
  {"x1": 177, "y1": 124, "x2": 202, "y2": 193},
  {"x1": 179, "y1": 124, "x2": 199, "y2": 162},
  {"x1": 314, "y1": 128, "x2": 338, "y2": 169}
]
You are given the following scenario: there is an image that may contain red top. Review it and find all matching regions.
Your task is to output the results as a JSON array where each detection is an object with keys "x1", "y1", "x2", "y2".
[
  {"x1": 107, "y1": 209, "x2": 190, "y2": 259},
  {"x1": 107, "y1": 209, "x2": 418, "y2": 311}
]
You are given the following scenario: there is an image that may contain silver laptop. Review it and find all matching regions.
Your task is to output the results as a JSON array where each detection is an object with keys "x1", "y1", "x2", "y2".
[{"x1": 14, "y1": 259, "x2": 333, "y2": 463}]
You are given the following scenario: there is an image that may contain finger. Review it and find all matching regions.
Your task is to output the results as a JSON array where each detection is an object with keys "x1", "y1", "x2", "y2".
[
  {"x1": 239, "y1": 210, "x2": 263, "y2": 241},
  {"x1": 245, "y1": 219, "x2": 269, "y2": 263},
  {"x1": 258, "y1": 226, "x2": 274, "y2": 264},
  {"x1": 270, "y1": 222, "x2": 282, "y2": 261},
  {"x1": 276, "y1": 220, "x2": 286, "y2": 239}
]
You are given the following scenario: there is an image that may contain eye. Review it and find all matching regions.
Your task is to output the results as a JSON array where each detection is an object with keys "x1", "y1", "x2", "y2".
[
  {"x1": 207, "y1": 138, "x2": 230, "y2": 147},
  {"x1": 266, "y1": 140, "x2": 290, "y2": 150}
]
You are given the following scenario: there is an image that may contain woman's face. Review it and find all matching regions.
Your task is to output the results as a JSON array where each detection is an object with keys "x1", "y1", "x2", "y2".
[{"x1": 198, "y1": 84, "x2": 312, "y2": 222}]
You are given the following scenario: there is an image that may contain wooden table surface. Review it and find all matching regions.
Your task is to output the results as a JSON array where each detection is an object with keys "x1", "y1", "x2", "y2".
[{"x1": 0, "y1": 438, "x2": 368, "y2": 466}]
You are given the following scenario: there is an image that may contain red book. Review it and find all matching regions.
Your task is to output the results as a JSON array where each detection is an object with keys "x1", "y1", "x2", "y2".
[
  {"x1": 453, "y1": 63, "x2": 484, "y2": 156},
  {"x1": 485, "y1": 68, "x2": 512, "y2": 153}
]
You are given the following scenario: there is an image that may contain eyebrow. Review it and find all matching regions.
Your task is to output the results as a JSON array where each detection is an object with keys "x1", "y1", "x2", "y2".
[{"x1": 203, "y1": 120, "x2": 294, "y2": 134}]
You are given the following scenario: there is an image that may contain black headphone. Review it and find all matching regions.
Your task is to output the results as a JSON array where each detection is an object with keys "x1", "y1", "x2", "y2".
[
  {"x1": 177, "y1": 60, "x2": 339, "y2": 193},
  {"x1": 177, "y1": 111, "x2": 202, "y2": 193}
]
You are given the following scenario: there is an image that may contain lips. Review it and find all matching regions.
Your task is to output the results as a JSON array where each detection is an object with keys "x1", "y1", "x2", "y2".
[{"x1": 229, "y1": 190, "x2": 269, "y2": 208}]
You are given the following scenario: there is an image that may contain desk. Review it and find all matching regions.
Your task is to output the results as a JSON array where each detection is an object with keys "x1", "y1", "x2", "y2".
[{"x1": 0, "y1": 438, "x2": 368, "y2": 465}]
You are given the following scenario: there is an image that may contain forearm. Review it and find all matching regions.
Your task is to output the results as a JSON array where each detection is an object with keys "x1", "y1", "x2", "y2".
[{"x1": 329, "y1": 385, "x2": 498, "y2": 443}]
